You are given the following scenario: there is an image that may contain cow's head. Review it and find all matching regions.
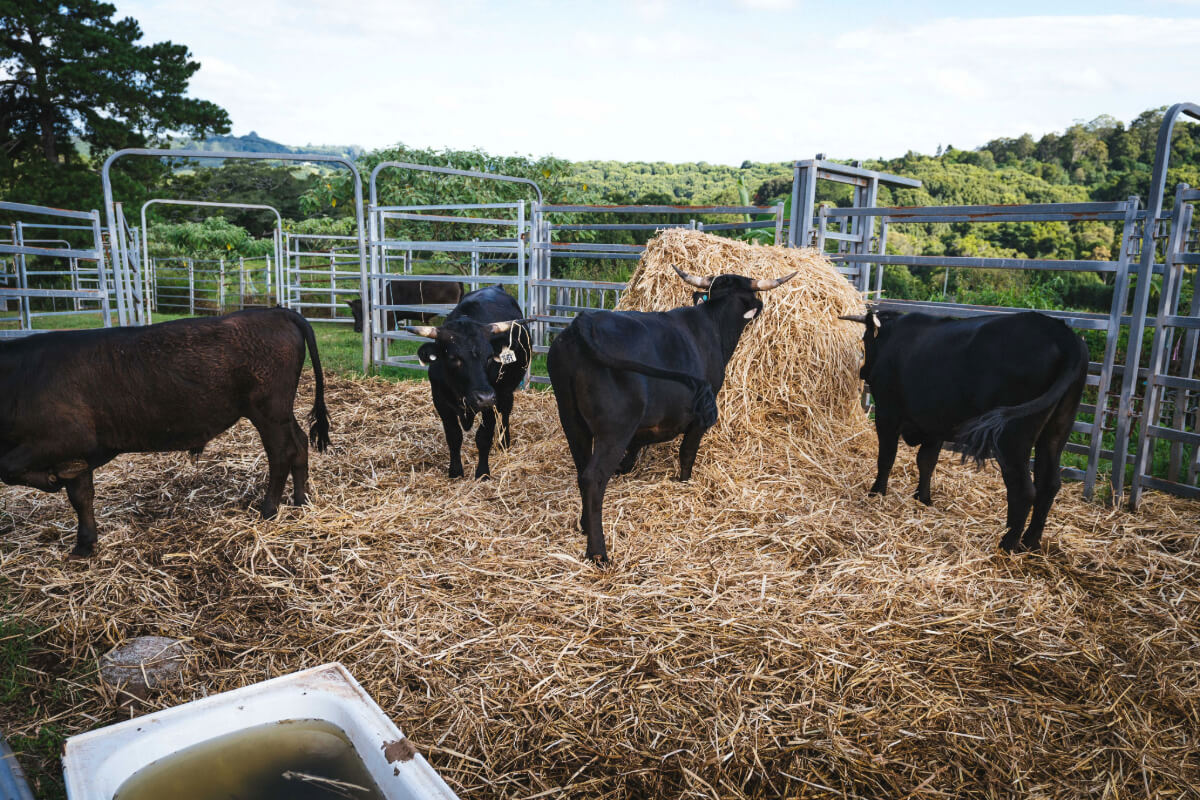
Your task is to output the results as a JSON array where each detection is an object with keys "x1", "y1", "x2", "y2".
[
  {"x1": 346, "y1": 298, "x2": 364, "y2": 333},
  {"x1": 408, "y1": 318, "x2": 533, "y2": 410},
  {"x1": 839, "y1": 309, "x2": 891, "y2": 379},
  {"x1": 674, "y1": 265, "x2": 796, "y2": 326}
]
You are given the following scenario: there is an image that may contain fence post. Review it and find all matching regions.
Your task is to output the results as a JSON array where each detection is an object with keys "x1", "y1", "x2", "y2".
[
  {"x1": 14, "y1": 222, "x2": 31, "y2": 331},
  {"x1": 774, "y1": 201, "x2": 785, "y2": 246},
  {"x1": 188, "y1": 259, "x2": 195, "y2": 316},
  {"x1": 219, "y1": 257, "x2": 226, "y2": 313},
  {"x1": 238, "y1": 256, "x2": 245, "y2": 309}
]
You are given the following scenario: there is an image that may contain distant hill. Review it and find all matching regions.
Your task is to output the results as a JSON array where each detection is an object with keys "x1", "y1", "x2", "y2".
[{"x1": 173, "y1": 132, "x2": 364, "y2": 162}]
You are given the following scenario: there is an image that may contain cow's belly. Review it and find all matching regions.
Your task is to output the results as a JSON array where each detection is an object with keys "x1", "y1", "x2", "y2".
[{"x1": 631, "y1": 420, "x2": 691, "y2": 446}]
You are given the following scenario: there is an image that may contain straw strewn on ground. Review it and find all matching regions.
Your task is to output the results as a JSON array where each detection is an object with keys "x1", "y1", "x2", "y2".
[{"x1": 1, "y1": 233, "x2": 1198, "y2": 798}]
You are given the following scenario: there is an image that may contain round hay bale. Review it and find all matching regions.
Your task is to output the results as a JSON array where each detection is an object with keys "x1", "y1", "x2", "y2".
[{"x1": 616, "y1": 229, "x2": 868, "y2": 448}]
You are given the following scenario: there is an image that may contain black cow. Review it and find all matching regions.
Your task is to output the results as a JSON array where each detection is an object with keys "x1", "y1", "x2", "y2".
[
  {"x1": 547, "y1": 265, "x2": 796, "y2": 564},
  {"x1": 0, "y1": 308, "x2": 330, "y2": 557},
  {"x1": 841, "y1": 309, "x2": 1088, "y2": 553},
  {"x1": 346, "y1": 278, "x2": 464, "y2": 332},
  {"x1": 406, "y1": 285, "x2": 532, "y2": 480}
]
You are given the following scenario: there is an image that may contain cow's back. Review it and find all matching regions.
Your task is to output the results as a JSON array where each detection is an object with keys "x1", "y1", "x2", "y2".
[{"x1": 874, "y1": 312, "x2": 1081, "y2": 433}]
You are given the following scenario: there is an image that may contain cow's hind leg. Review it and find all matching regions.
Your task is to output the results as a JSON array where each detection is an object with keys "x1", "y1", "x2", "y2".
[
  {"x1": 64, "y1": 470, "x2": 98, "y2": 558},
  {"x1": 250, "y1": 416, "x2": 291, "y2": 519},
  {"x1": 997, "y1": 446, "x2": 1036, "y2": 553},
  {"x1": 580, "y1": 435, "x2": 630, "y2": 564},
  {"x1": 288, "y1": 418, "x2": 310, "y2": 505},
  {"x1": 1022, "y1": 401, "x2": 1077, "y2": 552},
  {"x1": 552, "y1": 385, "x2": 594, "y2": 533},
  {"x1": 676, "y1": 424, "x2": 707, "y2": 482},
  {"x1": 615, "y1": 445, "x2": 642, "y2": 475},
  {"x1": 914, "y1": 438, "x2": 943, "y2": 506}
]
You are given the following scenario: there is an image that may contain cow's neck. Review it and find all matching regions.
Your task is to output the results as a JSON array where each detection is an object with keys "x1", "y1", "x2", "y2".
[{"x1": 695, "y1": 297, "x2": 750, "y2": 364}]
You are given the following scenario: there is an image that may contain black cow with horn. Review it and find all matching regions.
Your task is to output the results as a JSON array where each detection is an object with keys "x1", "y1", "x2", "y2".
[
  {"x1": 547, "y1": 264, "x2": 796, "y2": 564},
  {"x1": 0, "y1": 308, "x2": 330, "y2": 557},
  {"x1": 841, "y1": 309, "x2": 1088, "y2": 553},
  {"x1": 407, "y1": 285, "x2": 533, "y2": 480}
]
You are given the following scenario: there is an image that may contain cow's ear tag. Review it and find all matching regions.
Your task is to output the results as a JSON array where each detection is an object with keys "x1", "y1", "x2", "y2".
[
  {"x1": 743, "y1": 308, "x2": 759, "y2": 319},
  {"x1": 427, "y1": 354, "x2": 437, "y2": 361},
  {"x1": 498, "y1": 346, "x2": 517, "y2": 365}
]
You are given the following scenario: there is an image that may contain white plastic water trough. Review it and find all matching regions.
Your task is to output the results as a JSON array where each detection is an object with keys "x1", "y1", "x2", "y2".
[{"x1": 62, "y1": 662, "x2": 460, "y2": 800}]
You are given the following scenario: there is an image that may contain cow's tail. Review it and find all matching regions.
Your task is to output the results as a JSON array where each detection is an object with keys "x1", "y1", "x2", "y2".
[
  {"x1": 575, "y1": 329, "x2": 718, "y2": 429},
  {"x1": 953, "y1": 332, "x2": 1087, "y2": 468},
  {"x1": 289, "y1": 310, "x2": 331, "y2": 453}
]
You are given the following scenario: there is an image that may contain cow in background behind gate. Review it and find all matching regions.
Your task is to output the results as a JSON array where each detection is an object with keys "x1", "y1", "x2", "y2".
[{"x1": 346, "y1": 278, "x2": 464, "y2": 332}]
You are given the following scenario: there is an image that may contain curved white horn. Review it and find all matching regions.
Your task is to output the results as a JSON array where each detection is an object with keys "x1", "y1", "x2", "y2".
[
  {"x1": 405, "y1": 325, "x2": 439, "y2": 339},
  {"x1": 838, "y1": 314, "x2": 869, "y2": 324},
  {"x1": 751, "y1": 271, "x2": 798, "y2": 291},
  {"x1": 485, "y1": 318, "x2": 534, "y2": 335},
  {"x1": 672, "y1": 264, "x2": 712, "y2": 289}
]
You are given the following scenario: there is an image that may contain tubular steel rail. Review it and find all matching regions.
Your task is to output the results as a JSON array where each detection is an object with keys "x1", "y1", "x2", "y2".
[{"x1": 283, "y1": 233, "x2": 362, "y2": 325}]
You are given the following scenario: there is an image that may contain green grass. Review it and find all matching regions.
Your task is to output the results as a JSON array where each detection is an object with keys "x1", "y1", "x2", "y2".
[{"x1": 0, "y1": 615, "x2": 70, "y2": 800}]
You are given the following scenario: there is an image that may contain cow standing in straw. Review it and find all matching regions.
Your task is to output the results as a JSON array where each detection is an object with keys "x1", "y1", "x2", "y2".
[{"x1": 548, "y1": 265, "x2": 795, "y2": 564}]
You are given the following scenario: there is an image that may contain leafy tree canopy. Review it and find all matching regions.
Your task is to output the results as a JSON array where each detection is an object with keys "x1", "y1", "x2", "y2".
[{"x1": 0, "y1": 0, "x2": 230, "y2": 207}]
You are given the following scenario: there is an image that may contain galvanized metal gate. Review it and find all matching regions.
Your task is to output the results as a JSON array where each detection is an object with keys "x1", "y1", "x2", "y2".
[
  {"x1": 366, "y1": 162, "x2": 539, "y2": 372},
  {"x1": 282, "y1": 232, "x2": 361, "y2": 325},
  {"x1": 0, "y1": 201, "x2": 119, "y2": 337}
]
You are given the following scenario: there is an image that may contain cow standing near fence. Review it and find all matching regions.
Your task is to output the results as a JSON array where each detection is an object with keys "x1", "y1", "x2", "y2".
[
  {"x1": 346, "y1": 278, "x2": 464, "y2": 332},
  {"x1": 548, "y1": 265, "x2": 796, "y2": 564},
  {"x1": 841, "y1": 309, "x2": 1088, "y2": 553},
  {"x1": 0, "y1": 308, "x2": 330, "y2": 557},
  {"x1": 406, "y1": 285, "x2": 532, "y2": 480}
]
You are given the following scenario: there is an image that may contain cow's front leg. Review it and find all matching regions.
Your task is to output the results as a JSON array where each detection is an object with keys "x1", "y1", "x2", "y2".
[
  {"x1": 614, "y1": 445, "x2": 642, "y2": 475},
  {"x1": 433, "y1": 399, "x2": 465, "y2": 479},
  {"x1": 870, "y1": 416, "x2": 900, "y2": 496},
  {"x1": 64, "y1": 470, "x2": 98, "y2": 558},
  {"x1": 675, "y1": 425, "x2": 707, "y2": 481},
  {"x1": 474, "y1": 408, "x2": 496, "y2": 479},
  {"x1": 496, "y1": 391, "x2": 514, "y2": 450},
  {"x1": 913, "y1": 438, "x2": 942, "y2": 505}
]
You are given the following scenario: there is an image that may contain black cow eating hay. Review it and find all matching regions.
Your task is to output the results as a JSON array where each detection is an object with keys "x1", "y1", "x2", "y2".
[
  {"x1": 841, "y1": 309, "x2": 1088, "y2": 553},
  {"x1": 0, "y1": 308, "x2": 330, "y2": 557},
  {"x1": 547, "y1": 264, "x2": 795, "y2": 564}
]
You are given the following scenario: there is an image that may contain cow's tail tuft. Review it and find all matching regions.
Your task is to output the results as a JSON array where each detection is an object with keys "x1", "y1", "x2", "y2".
[{"x1": 290, "y1": 310, "x2": 331, "y2": 452}]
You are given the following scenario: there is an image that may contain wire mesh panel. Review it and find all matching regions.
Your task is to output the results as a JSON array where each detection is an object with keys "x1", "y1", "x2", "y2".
[{"x1": 0, "y1": 202, "x2": 116, "y2": 338}]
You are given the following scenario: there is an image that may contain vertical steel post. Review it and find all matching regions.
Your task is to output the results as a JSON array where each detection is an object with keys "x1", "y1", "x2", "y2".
[
  {"x1": 787, "y1": 161, "x2": 803, "y2": 247},
  {"x1": 14, "y1": 222, "x2": 30, "y2": 331},
  {"x1": 773, "y1": 201, "x2": 784, "y2": 246},
  {"x1": 1084, "y1": 198, "x2": 1140, "y2": 500},
  {"x1": 90, "y1": 210, "x2": 113, "y2": 327},
  {"x1": 188, "y1": 259, "x2": 195, "y2": 316},
  {"x1": 517, "y1": 200, "x2": 526, "y2": 314}
]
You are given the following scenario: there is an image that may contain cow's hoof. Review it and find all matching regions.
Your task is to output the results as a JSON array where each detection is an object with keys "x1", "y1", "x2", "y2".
[
  {"x1": 475, "y1": 472, "x2": 491, "y2": 481},
  {"x1": 584, "y1": 552, "x2": 609, "y2": 567},
  {"x1": 260, "y1": 504, "x2": 278, "y2": 520},
  {"x1": 913, "y1": 491, "x2": 933, "y2": 506},
  {"x1": 1016, "y1": 539, "x2": 1043, "y2": 554},
  {"x1": 998, "y1": 537, "x2": 1022, "y2": 554},
  {"x1": 868, "y1": 486, "x2": 887, "y2": 497},
  {"x1": 68, "y1": 545, "x2": 94, "y2": 559},
  {"x1": 448, "y1": 468, "x2": 464, "y2": 479}
]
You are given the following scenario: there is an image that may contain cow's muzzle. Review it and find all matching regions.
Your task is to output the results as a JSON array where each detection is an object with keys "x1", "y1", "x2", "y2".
[{"x1": 470, "y1": 390, "x2": 497, "y2": 409}]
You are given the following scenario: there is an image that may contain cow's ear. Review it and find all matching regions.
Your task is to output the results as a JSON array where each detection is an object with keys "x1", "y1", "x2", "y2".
[
  {"x1": 417, "y1": 343, "x2": 439, "y2": 364},
  {"x1": 867, "y1": 311, "x2": 883, "y2": 334},
  {"x1": 692, "y1": 291, "x2": 707, "y2": 305}
]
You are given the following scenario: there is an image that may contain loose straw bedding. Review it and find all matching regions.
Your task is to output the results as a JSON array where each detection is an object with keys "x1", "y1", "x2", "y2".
[{"x1": 0, "y1": 232, "x2": 1197, "y2": 798}]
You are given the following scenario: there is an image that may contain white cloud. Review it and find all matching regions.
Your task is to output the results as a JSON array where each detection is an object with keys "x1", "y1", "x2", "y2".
[{"x1": 735, "y1": 0, "x2": 796, "y2": 9}]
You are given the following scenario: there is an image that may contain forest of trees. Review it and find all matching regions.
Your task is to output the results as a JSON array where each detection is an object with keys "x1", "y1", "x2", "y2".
[{"x1": 4, "y1": 2, "x2": 1199, "y2": 314}]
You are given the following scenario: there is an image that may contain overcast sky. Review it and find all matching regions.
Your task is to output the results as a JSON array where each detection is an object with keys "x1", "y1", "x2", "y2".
[{"x1": 119, "y1": 0, "x2": 1200, "y2": 165}]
